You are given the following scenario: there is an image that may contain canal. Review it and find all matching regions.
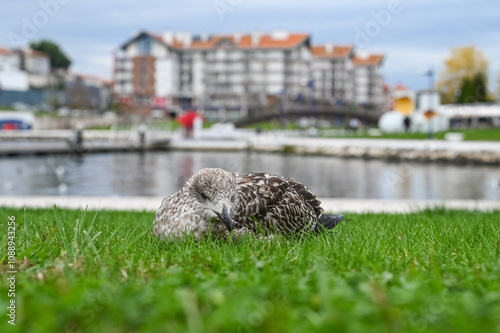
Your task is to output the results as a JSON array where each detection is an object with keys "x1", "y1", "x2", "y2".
[{"x1": 0, "y1": 151, "x2": 499, "y2": 200}]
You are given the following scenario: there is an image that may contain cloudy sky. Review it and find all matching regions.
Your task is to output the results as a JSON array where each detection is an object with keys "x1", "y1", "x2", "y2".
[{"x1": 1, "y1": 0, "x2": 499, "y2": 92}]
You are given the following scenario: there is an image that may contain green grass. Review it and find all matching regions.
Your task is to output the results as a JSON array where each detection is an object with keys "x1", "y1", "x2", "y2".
[
  {"x1": 0, "y1": 108, "x2": 49, "y2": 115},
  {"x1": 246, "y1": 121, "x2": 500, "y2": 141},
  {"x1": 322, "y1": 129, "x2": 500, "y2": 141},
  {"x1": 1, "y1": 207, "x2": 500, "y2": 333},
  {"x1": 246, "y1": 121, "x2": 303, "y2": 130},
  {"x1": 87, "y1": 120, "x2": 213, "y2": 131}
]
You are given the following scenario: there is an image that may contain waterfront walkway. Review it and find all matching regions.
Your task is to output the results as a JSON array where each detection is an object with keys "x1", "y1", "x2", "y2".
[
  {"x1": 248, "y1": 136, "x2": 500, "y2": 163},
  {"x1": 1, "y1": 130, "x2": 500, "y2": 163},
  {"x1": 1, "y1": 196, "x2": 499, "y2": 213}
]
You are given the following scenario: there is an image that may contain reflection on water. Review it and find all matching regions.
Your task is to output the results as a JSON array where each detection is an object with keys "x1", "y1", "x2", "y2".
[{"x1": 0, "y1": 151, "x2": 499, "y2": 199}]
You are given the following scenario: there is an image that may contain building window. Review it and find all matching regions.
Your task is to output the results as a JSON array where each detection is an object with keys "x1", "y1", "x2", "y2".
[{"x1": 137, "y1": 36, "x2": 152, "y2": 55}]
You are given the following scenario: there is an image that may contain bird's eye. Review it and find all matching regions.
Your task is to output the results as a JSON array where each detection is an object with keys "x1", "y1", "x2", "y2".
[{"x1": 200, "y1": 192, "x2": 209, "y2": 200}]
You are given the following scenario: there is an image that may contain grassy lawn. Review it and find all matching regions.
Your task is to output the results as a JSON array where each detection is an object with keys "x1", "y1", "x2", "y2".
[
  {"x1": 323, "y1": 129, "x2": 500, "y2": 141},
  {"x1": 87, "y1": 120, "x2": 213, "y2": 131},
  {"x1": 1, "y1": 207, "x2": 500, "y2": 332},
  {"x1": 245, "y1": 121, "x2": 303, "y2": 130},
  {"x1": 246, "y1": 121, "x2": 500, "y2": 141},
  {"x1": 85, "y1": 120, "x2": 181, "y2": 131}
]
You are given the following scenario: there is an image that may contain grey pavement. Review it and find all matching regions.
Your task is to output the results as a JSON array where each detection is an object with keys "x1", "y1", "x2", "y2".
[
  {"x1": 248, "y1": 136, "x2": 500, "y2": 153},
  {"x1": 3, "y1": 129, "x2": 500, "y2": 154},
  {"x1": 1, "y1": 196, "x2": 499, "y2": 213}
]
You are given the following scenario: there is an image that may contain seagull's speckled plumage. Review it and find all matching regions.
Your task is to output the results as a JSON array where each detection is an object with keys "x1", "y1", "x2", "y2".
[{"x1": 153, "y1": 168, "x2": 343, "y2": 239}]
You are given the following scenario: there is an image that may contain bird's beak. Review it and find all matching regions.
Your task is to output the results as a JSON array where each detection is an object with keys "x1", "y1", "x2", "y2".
[{"x1": 215, "y1": 205, "x2": 234, "y2": 232}]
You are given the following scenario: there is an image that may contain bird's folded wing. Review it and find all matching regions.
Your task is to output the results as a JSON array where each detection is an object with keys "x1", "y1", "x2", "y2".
[
  {"x1": 234, "y1": 173, "x2": 324, "y2": 232},
  {"x1": 286, "y1": 178, "x2": 324, "y2": 217}
]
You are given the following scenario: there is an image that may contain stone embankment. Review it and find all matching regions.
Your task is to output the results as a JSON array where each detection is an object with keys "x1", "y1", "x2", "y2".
[
  {"x1": 2, "y1": 196, "x2": 500, "y2": 213},
  {"x1": 1, "y1": 130, "x2": 500, "y2": 164},
  {"x1": 247, "y1": 136, "x2": 500, "y2": 165}
]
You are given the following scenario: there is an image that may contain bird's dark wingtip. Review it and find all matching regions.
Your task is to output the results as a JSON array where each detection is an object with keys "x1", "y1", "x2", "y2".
[{"x1": 315, "y1": 214, "x2": 346, "y2": 232}]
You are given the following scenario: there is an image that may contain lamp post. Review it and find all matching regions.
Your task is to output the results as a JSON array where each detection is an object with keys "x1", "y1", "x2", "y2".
[
  {"x1": 308, "y1": 79, "x2": 316, "y2": 120},
  {"x1": 422, "y1": 68, "x2": 435, "y2": 91},
  {"x1": 306, "y1": 79, "x2": 318, "y2": 136},
  {"x1": 421, "y1": 67, "x2": 435, "y2": 139},
  {"x1": 279, "y1": 89, "x2": 286, "y2": 130}
]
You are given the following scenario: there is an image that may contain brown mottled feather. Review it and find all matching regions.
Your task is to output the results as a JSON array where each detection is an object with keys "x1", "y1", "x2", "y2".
[
  {"x1": 232, "y1": 172, "x2": 323, "y2": 234},
  {"x1": 153, "y1": 168, "x2": 336, "y2": 240}
]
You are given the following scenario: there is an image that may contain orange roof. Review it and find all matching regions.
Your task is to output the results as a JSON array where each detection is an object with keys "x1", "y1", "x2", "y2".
[
  {"x1": 183, "y1": 33, "x2": 309, "y2": 50},
  {"x1": 393, "y1": 83, "x2": 409, "y2": 91},
  {"x1": 311, "y1": 45, "x2": 353, "y2": 58},
  {"x1": 171, "y1": 38, "x2": 185, "y2": 49},
  {"x1": 0, "y1": 46, "x2": 47, "y2": 57},
  {"x1": 127, "y1": 31, "x2": 310, "y2": 51},
  {"x1": 190, "y1": 35, "x2": 227, "y2": 49},
  {"x1": 0, "y1": 46, "x2": 10, "y2": 55},
  {"x1": 29, "y1": 49, "x2": 48, "y2": 58},
  {"x1": 73, "y1": 73, "x2": 112, "y2": 85},
  {"x1": 242, "y1": 33, "x2": 309, "y2": 49},
  {"x1": 149, "y1": 32, "x2": 165, "y2": 44},
  {"x1": 149, "y1": 32, "x2": 185, "y2": 49},
  {"x1": 352, "y1": 54, "x2": 384, "y2": 66}
]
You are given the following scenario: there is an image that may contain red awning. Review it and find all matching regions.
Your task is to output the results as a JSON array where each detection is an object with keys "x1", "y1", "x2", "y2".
[{"x1": 177, "y1": 111, "x2": 203, "y2": 127}]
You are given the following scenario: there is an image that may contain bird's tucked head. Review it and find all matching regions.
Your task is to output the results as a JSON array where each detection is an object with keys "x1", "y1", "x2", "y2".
[{"x1": 184, "y1": 168, "x2": 237, "y2": 233}]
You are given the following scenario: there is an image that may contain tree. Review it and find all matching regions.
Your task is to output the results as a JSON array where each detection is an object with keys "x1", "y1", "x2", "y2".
[
  {"x1": 437, "y1": 46, "x2": 489, "y2": 104},
  {"x1": 498, "y1": 71, "x2": 500, "y2": 99},
  {"x1": 457, "y1": 73, "x2": 488, "y2": 103},
  {"x1": 472, "y1": 72, "x2": 487, "y2": 102},
  {"x1": 30, "y1": 39, "x2": 72, "y2": 70}
]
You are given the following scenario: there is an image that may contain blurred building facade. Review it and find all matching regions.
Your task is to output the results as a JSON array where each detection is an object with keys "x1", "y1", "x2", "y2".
[
  {"x1": 352, "y1": 54, "x2": 385, "y2": 108},
  {"x1": 65, "y1": 73, "x2": 112, "y2": 111},
  {"x1": 113, "y1": 30, "x2": 385, "y2": 120},
  {"x1": 310, "y1": 44, "x2": 356, "y2": 105},
  {"x1": 21, "y1": 48, "x2": 51, "y2": 89},
  {"x1": 0, "y1": 45, "x2": 112, "y2": 111},
  {"x1": 0, "y1": 46, "x2": 51, "y2": 107},
  {"x1": 0, "y1": 46, "x2": 51, "y2": 91}
]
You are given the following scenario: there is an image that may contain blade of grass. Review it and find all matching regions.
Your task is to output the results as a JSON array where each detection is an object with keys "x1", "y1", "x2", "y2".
[{"x1": 51, "y1": 206, "x2": 70, "y2": 253}]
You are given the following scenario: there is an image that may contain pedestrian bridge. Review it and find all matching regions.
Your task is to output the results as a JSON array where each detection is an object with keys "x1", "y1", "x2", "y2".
[{"x1": 234, "y1": 105, "x2": 381, "y2": 127}]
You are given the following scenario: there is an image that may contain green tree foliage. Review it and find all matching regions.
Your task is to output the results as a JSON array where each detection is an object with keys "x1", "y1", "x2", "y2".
[
  {"x1": 30, "y1": 39, "x2": 72, "y2": 70},
  {"x1": 457, "y1": 72, "x2": 488, "y2": 103},
  {"x1": 437, "y1": 46, "x2": 489, "y2": 104}
]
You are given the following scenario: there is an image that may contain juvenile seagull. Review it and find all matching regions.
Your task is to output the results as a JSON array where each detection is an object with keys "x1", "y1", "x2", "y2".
[{"x1": 153, "y1": 168, "x2": 344, "y2": 240}]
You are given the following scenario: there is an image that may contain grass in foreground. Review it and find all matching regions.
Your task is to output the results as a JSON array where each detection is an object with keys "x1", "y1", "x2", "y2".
[{"x1": 1, "y1": 208, "x2": 500, "y2": 333}]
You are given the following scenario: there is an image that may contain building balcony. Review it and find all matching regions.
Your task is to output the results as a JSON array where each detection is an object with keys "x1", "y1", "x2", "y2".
[{"x1": 204, "y1": 67, "x2": 247, "y2": 74}]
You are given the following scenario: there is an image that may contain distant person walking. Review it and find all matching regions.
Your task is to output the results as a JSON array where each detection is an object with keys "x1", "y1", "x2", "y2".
[
  {"x1": 349, "y1": 117, "x2": 360, "y2": 134},
  {"x1": 403, "y1": 116, "x2": 411, "y2": 133}
]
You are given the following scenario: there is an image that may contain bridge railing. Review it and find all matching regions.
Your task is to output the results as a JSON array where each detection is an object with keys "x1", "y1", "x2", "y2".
[{"x1": 234, "y1": 104, "x2": 382, "y2": 127}]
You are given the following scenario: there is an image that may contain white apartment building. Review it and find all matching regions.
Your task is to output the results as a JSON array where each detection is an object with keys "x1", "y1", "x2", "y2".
[
  {"x1": 0, "y1": 46, "x2": 29, "y2": 91},
  {"x1": 0, "y1": 46, "x2": 50, "y2": 91},
  {"x1": 22, "y1": 48, "x2": 51, "y2": 88},
  {"x1": 113, "y1": 30, "x2": 385, "y2": 120},
  {"x1": 310, "y1": 44, "x2": 355, "y2": 105},
  {"x1": 114, "y1": 30, "x2": 313, "y2": 120},
  {"x1": 353, "y1": 53, "x2": 385, "y2": 109}
]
